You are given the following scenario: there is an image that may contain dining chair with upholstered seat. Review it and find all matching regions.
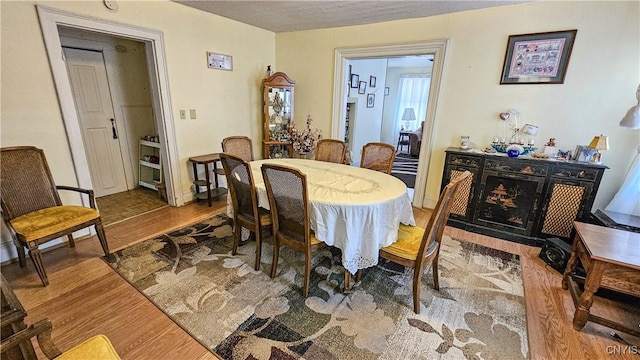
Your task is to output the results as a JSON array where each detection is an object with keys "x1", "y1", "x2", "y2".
[
  {"x1": 221, "y1": 136, "x2": 254, "y2": 162},
  {"x1": 360, "y1": 142, "x2": 396, "y2": 174},
  {"x1": 315, "y1": 139, "x2": 347, "y2": 164},
  {"x1": 0, "y1": 146, "x2": 111, "y2": 287},
  {"x1": 261, "y1": 164, "x2": 326, "y2": 297},
  {"x1": 379, "y1": 170, "x2": 471, "y2": 313},
  {"x1": 220, "y1": 153, "x2": 271, "y2": 270}
]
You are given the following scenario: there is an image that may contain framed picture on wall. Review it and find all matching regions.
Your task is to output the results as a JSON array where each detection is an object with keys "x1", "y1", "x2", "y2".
[
  {"x1": 384, "y1": 87, "x2": 390, "y2": 96},
  {"x1": 366, "y1": 93, "x2": 375, "y2": 108},
  {"x1": 350, "y1": 74, "x2": 359, "y2": 88},
  {"x1": 369, "y1": 76, "x2": 376, "y2": 87},
  {"x1": 500, "y1": 29, "x2": 577, "y2": 84},
  {"x1": 358, "y1": 81, "x2": 367, "y2": 94}
]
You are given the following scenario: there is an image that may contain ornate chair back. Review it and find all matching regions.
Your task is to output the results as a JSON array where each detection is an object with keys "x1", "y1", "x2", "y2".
[
  {"x1": 315, "y1": 139, "x2": 346, "y2": 164},
  {"x1": 360, "y1": 142, "x2": 396, "y2": 174},
  {"x1": 221, "y1": 136, "x2": 253, "y2": 162}
]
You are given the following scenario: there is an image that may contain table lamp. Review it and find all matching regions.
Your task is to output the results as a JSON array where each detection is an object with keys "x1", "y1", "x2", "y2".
[
  {"x1": 586, "y1": 134, "x2": 609, "y2": 164},
  {"x1": 402, "y1": 108, "x2": 416, "y2": 130}
]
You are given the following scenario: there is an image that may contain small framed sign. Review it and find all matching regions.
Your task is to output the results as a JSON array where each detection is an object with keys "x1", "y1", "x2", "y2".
[{"x1": 207, "y1": 52, "x2": 233, "y2": 71}]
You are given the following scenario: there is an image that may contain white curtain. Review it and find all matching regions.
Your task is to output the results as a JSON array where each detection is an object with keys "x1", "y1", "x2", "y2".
[
  {"x1": 393, "y1": 74, "x2": 431, "y2": 143},
  {"x1": 605, "y1": 147, "x2": 640, "y2": 216}
]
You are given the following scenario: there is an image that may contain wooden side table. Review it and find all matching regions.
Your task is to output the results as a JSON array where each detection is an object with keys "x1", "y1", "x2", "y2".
[
  {"x1": 562, "y1": 221, "x2": 640, "y2": 336},
  {"x1": 188, "y1": 153, "x2": 227, "y2": 207},
  {"x1": 397, "y1": 131, "x2": 410, "y2": 153}
]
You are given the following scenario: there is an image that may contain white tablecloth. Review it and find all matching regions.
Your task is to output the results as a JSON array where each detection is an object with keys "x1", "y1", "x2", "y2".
[{"x1": 250, "y1": 158, "x2": 415, "y2": 274}]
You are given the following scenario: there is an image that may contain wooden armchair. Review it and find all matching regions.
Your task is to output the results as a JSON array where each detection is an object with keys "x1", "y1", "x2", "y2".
[
  {"x1": 0, "y1": 274, "x2": 120, "y2": 360},
  {"x1": 315, "y1": 139, "x2": 346, "y2": 164},
  {"x1": 221, "y1": 136, "x2": 254, "y2": 162},
  {"x1": 261, "y1": 164, "x2": 326, "y2": 297},
  {"x1": 360, "y1": 142, "x2": 396, "y2": 174},
  {"x1": 379, "y1": 171, "x2": 471, "y2": 313},
  {"x1": 220, "y1": 153, "x2": 271, "y2": 270},
  {"x1": 0, "y1": 146, "x2": 111, "y2": 286}
]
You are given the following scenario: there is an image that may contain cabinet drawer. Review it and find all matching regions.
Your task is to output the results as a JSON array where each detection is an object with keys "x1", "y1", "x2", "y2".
[
  {"x1": 484, "y1": 158, "x2": 548, "y2": 176},
  {"x1": 448, "y1": 154, "x2": 482, "y2": 168},
  {"x1": 550, "y1": 166, "x2": 599, "y2": 182}
]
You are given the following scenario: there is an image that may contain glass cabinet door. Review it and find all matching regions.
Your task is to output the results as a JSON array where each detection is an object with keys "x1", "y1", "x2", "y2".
[
  {"x1": 267, "y1": 87, "x2": 292, "y2": 141},
  {"x1": 263, "y1": 72, "x2": 295, "y2": 158}
]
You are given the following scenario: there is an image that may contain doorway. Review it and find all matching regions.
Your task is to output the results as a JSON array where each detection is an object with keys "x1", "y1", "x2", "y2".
[
  {"x1": 332, "y1": 40, "x2": 449, "y2": 209},
  {"x1": 37, "y1": 6, "x2": 184, "y2": 207}
]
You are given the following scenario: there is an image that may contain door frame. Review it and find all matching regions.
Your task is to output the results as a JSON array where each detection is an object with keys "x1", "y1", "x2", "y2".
[
  {"x1": 332, "y1": 40, "x2": 448, "y2": 209},
  {"x1": 37, "y1": 6, "x2": 183, "y2": 206}
]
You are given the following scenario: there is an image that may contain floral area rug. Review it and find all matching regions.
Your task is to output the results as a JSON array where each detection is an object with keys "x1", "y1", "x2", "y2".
[{"x1": 104, "y1": 214, "x2": 529, "y2": 359}]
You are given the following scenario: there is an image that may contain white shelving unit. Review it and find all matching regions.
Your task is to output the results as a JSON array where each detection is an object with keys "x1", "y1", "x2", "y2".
[{"x1": 139, "y1": 139, "x2": 162, "y2": 191}]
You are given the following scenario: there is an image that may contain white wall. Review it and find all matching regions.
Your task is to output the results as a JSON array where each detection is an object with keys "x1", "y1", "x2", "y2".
[{"x1": 276, "y1": 1, "x2": 640, "y2": 210}]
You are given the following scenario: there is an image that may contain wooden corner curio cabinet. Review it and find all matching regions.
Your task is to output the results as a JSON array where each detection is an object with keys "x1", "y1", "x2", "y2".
[{"x1": 263, "y1": 72, "x2": 295, "y2": 159}]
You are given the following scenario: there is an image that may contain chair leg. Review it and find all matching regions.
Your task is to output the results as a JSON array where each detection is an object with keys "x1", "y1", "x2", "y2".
[
  {"x1": 254, "y1": 226, "x2": 262, "y2": 271},
  {"x1": 94, "y1": 219, "x2": 110, "y2": 256},
  {"x1": 14, "y1": 240, "x2": 26, "y2": 268},
  {"x1": 303, "y1": 248, "x2": 311, "y2": 297},
  {"x1": 355, "y1": 269, "x2": 362, "y2": 282},
  {"x1": 413, "y1": 266, "x2": 422, "y2": 314},
  {"x1": 433, "y1": 254, "x2": 440, "y2": 291},
  {"x1": 27, "y1": 244, "x2": 49, "y2": 287},
  {"x1": 67, "y1": 234, "x2": 75, "y2": 248},
  {"x1": 270, "y1": 239, "x2": 280, "y2": 278},
  {"x1": 232, "y1": 221, "x2": 241, "y2": 256}
]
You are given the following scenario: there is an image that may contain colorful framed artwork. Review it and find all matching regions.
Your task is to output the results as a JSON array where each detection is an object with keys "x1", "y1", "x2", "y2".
[{"x1": 500, "y1": 29, "x2": 577, "y2": 84}]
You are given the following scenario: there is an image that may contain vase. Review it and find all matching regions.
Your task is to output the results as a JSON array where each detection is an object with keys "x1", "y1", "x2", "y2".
[{"x1": 298, "y1": 152, "x2": 308, "y2": 159}]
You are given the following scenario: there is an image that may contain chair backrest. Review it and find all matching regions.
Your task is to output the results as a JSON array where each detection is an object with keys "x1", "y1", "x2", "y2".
[
  {"x1": 261, "y1": 164, "x2": 310, "y2": 245},
  {"x1": 221, "y1": 136, "x2": 253, "y2": 162},
  {"x1": 360, "y1": 142, "x2": 396, "y2": 174},
  {"x1": 416, "y1": 171, "x2": 472, "y2": 263},
  {"x1": 315, "y1": 139, "x2": 346, "y2": 164},
  {"x1": 220, "y1": 153, "x2": 260, "y2": 222},
  {"x1": 1, "y1": 147, "x2": 61, "y2": 219}
]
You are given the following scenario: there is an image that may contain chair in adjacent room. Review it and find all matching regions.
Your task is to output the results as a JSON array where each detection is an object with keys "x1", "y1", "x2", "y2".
[
  {"x1": 221, "y1": 136, "x2": 254, "y2": 162},
  {"x1": 360, "y1": 142, "x2": 396, "y2": 174},
  {"x1": 261, "y1": 164, "x2": 326, "y2": 297},
  {"x1": 220, "y1": 153, "x2": 271, "y2": 270},
  {"x1": 379, "y1": 171, "x2": 471, "y2": 313},
  {"x1": 0, "y1": 146, "x2": 111, "y2": 287},
  {"x1": 314, "y1": 139, "x2": 346, "y2": 164}
]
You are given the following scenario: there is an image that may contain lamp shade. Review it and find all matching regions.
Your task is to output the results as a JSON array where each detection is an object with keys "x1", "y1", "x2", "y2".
[
  {"x1": 401, "y1": 108, "x2": 416, "y2": 121},
  {"x1": 587, "y1": 135, "x2": 609, "y2": 150}
]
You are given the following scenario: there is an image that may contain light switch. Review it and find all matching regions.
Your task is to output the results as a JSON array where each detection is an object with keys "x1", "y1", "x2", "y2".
[
  {"x1": 189, "y1": 109, "x2": 197, "y2": 119},
  {"x1": 179, "y1": 110, "x2": 186, "y2": 119}
]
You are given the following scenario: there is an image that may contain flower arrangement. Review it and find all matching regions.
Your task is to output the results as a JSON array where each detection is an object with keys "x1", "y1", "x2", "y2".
[{"x1": 289, "y1": 115, "x2": 321, "y2": 154}]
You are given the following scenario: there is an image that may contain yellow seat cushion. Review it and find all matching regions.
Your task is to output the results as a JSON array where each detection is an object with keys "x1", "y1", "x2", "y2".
[
  {"x1": 258, "y1": 207, "x2": 273, "y2": 225},
  {"x1": 310, "y1": 232, "x2": 323, "y2": 246},
  {"x1": 56, "y1": 334, "x2": 120, "y2": 360},
  {"x1": 10, "y1": 205, "x2": 100, "y2": 242},
  {"x1": 381, "y1": 224, "x2": 426, "y2": 260}
]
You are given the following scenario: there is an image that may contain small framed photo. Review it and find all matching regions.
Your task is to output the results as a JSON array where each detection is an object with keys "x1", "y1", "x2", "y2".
[
  {"x1": 350, "y1": 74, "x2": 359, "y2": 88},
  {"x1": 369, "y1": 76, "x2": 376, "y2": 87},
  {"x1": 500, "y1": 29, "x2": 577, "y2": 84},
  {"x1": 384, "y1": 87, "x2": 390, "y2": 96},
  {"x1": 574, "y1": 145, "x2": 596, "y2": 162},
  {"x1": 358, "y1": 81, "x2": 366, "y2": 94},
  {"x1": 366, "y1": 93, "x2": 375, "y2": 108},
  {"x1": 207, "y1": 52, "x2": 233, "y2": 71}
]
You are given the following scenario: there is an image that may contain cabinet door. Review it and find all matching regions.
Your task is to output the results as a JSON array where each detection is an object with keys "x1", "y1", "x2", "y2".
[
  {"x1": 263, "y1": 72, "x2": 295, "y2": 158},
  {"x1": 538, "y1": 178, "x2": 593, "y2": 239},
  {"x1": 473, "y1": 171, "x2": 545, "y2": 236}
]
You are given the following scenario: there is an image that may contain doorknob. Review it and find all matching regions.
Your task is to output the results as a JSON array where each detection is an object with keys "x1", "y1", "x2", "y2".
[{"x1": 110, "y1": 118, "x2": 118, "y2": 139}]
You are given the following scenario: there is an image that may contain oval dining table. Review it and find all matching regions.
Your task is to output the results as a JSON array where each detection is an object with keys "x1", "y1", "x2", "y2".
[{"x1": 247, "y1": 158, "x2": 416, "y2": 292}]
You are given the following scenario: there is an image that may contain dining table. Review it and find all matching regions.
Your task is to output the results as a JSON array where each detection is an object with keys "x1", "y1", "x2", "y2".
[{"x1": 246, "y1": 158, "x2": 416, "y2": 290}]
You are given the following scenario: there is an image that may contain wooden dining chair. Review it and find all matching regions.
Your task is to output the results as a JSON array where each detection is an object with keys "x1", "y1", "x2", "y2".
[
  {"x1": 360, "y1": 142, "x2": 396, "y2": 174},
  {"x1": 221, "y1": 136, "x2": 253, "y2": 162},
  {"x1": 315, "y1": 139, "x2": 346, "y2": 164},
  {"x1": 379, "y1": 170, "x2": 471, "y2": 313},
  {"x1": 261, "y1": 164, "x2": 326, "y2": 297},
  {"x1": 0, "y1": 146, "x2": 111, "y2": 287},
  {"x1": 220, "y1": 153, "x2": 271, "y2": 270}
]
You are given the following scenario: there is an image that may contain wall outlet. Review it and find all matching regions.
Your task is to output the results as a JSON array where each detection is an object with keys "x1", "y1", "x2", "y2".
[
  {"x1": 179, "y1": 110, "x2": 186, "y2": 119},
  {"x1": 189, "y1": 109, "x2": 197, "y2": 119}
]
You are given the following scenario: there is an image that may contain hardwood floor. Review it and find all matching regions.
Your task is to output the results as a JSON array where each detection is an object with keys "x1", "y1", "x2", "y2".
[{"x1": 1, "y1": 201, "x2": 638, "y2": 359}]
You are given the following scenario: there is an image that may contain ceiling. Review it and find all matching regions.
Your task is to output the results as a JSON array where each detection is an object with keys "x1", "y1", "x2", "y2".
[{"x1": 174, "y1": 1, "x2": 528, "y2": 33}]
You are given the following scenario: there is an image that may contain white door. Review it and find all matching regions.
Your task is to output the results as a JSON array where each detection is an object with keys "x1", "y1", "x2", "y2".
[{"x1": 64, "y1": 47, "x2": 128, "y2": 197}]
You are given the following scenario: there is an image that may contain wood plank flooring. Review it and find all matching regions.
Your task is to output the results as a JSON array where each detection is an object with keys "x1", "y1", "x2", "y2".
[{"x1": 2, "y1": 200, "x2": 638, "y2": 359}]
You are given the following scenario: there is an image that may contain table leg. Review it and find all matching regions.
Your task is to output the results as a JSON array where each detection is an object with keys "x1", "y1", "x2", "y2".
[
  {"x1": 573, "y1": 261, "x2": 605, "y2": 330},
  {"x1": 562, "y1": 233, "x2": 580, "y2": 290},
  {"x1": 204, "y1": 163, "x2": 212, "y2": 207},
  {"x1": 213, "y1": 161, "x2": 220, "y2": 188},
  {"x1": 344, "y1": 270, "x2": 351, "y2": 294}
]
